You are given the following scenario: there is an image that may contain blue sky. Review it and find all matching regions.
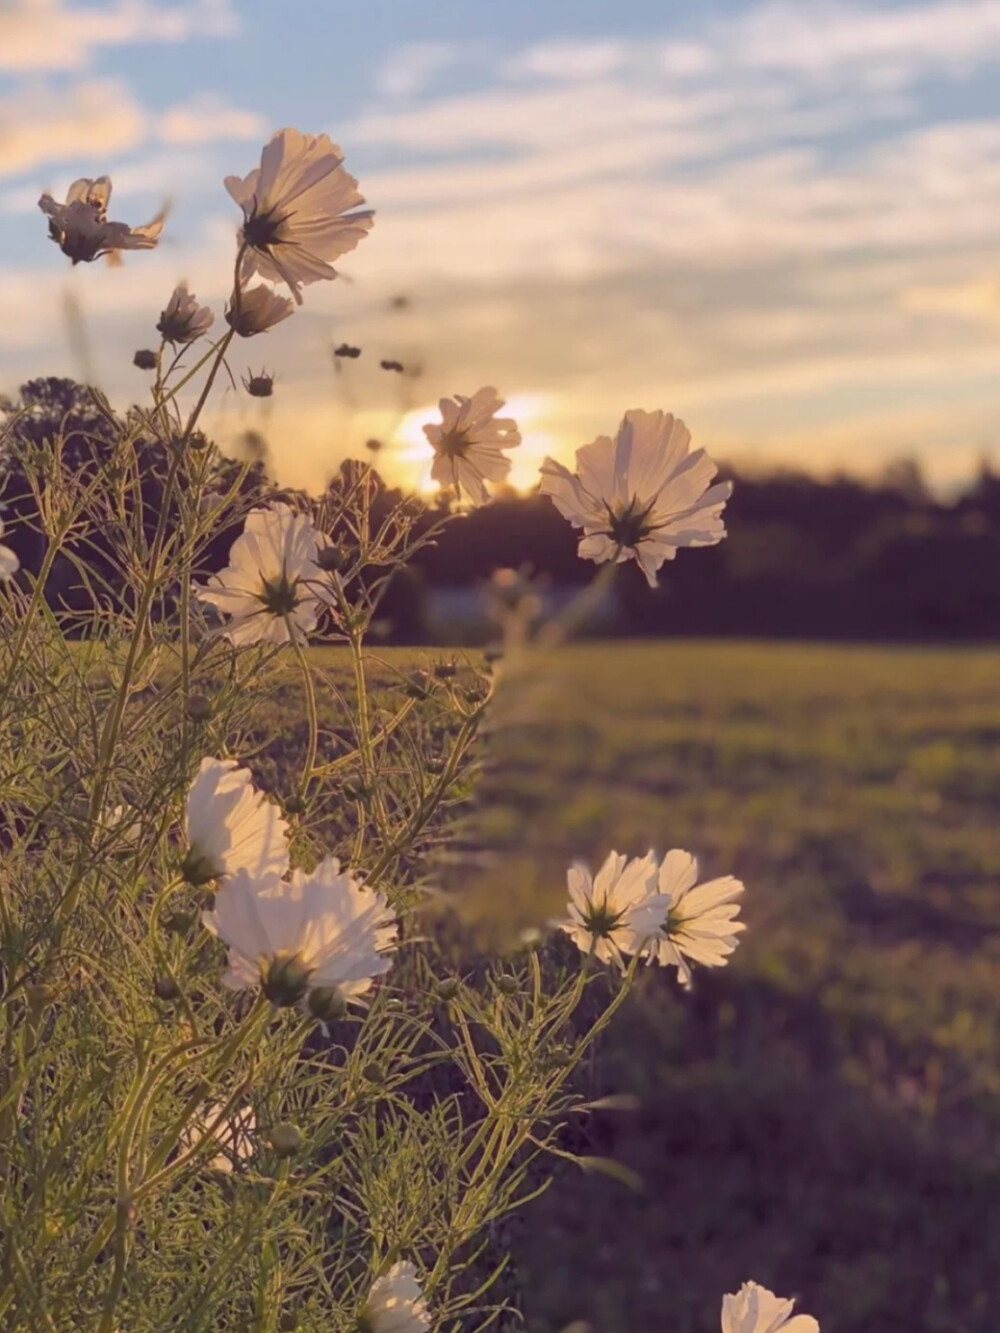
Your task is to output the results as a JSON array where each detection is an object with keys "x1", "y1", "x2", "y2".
[{"x1": 2, "y1": 0, "x2": 999, "y2": 495}]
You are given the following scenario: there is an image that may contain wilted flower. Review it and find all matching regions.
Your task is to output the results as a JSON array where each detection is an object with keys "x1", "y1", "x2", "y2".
[
  {"x1": 423, "y1": 388, "x2": 521, "y2": 505},
  {"x1": 225, "y1": 128, "x2": 374, "y2": 304},
  {"x1": 242, "y1": 369, "x2": 275, "y2": 398},
  {"x1": 157, "y1": 282, "x2": 214, "y2": 345},
  {"x1": 38, "y1": 176, "x2": 167, "y2": 264},
  {"x1": 194, "y1": 502, "x2": 335, "y2": 647},
  {"x1": 363, "y1": 1261, "x2": 431, "y2": 1333},
  {"x1": 182, "y1": 756, "x2": 290, "y2": 885},
  {"x1": 225, "y1": 284, "x2": 295, "y2": 337},
  {"x1": 721, "y1": 1281, "x2": 819, "y2": 1333},
  {"x1": 0, "y1": 519, "x2": 19, "y2": 580},
  {"x1": 540, "y1": 409, "x2": 732, "y2": 587},
  {"x1": 647, "y1": 850, "x2": 746, "y2": 987},
  {"x1": 202, "y1": 857, "x2": 398, "y2": 1005},
  {"x1": 558, "y1": 850, "x2": 669, "y2": 970},
  {"x1": 179, "y1": 1101, "x2": 256, "y2": 1174}
]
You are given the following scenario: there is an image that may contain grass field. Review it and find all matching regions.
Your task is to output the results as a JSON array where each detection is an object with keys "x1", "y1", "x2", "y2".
[{"x1": 297, "y1": 641, "x2": 1000, "y2": 1333}]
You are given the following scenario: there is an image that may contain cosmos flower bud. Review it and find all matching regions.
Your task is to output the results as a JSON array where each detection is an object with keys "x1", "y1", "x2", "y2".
[
  {"x1": 162, "y1": 909, "x2": 198, "y2": 936},
  {"x1": 185, "y1": 693, "x2": 213, "y2": 722},
  {"x1": 334, "y1": 343, "x2": 362, "y2": 358},
  {"x1": 435, "y1": 977, "x2": 460, "y2": 1000},
  {"x1": 404, "y1": 670, "x2": 431, "y2": 699},
  {"x1": 243, "y1": 369, "x2": 275, "y2": 398},
  {"x1": 133, "y1": 348, "x2": 157, "y2": 370},
  {"x1": 262, "y1": 951, "x2": 313, "y2": 1007},
  {"x1": 284, "y1": 793, "x2": 306, "y2": 816},
  {"x1": 433, "y1": 661, "x2": 458, "y2": 681},
  {"x1": 307, "y1": 985, "x2": 348, "y2": 1024},
  {"x1": 361, "y1": 1060, "x2": 386, "y2": 1085},
  {"x1": 494, "y1": 975, "x2": 518, "y2": 996},
  {"x1": 317, "y1": 544, "x2": 349, "y2": 573},
  {"x1": 268, "y1": 1122, "x2": 304, "y2": 1158},
  {"x1": 154, "y1": 976, "x2": 181, "y2": 1002}
]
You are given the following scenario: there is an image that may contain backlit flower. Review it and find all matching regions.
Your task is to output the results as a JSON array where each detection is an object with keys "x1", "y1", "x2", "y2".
[
  {"x1": 540, "y1": 409, "x2": 732, "y2": 587},
  {"x1": 179, "y1": 1101, "x2": 256, "y2": 1174},
  {"x1": 202, "y1": 857, "x2": 398, "y2": 1006},
  {"x1": 363, "y1": 1261, "x2": 431, "y2": 1333},
  {"x1": 38, "y1": 176, "x2": 167, "y2": 264},
  {"x1": 225, "y1": 128, "x2": 374, "y2": 304},
  {"x1": 183, "y1": 757, "x2": 289, "y2": 885},
  {"x1": 721, "y1": 1281, "x2": 819, "y2": 1333},
  {"x1": 194, "y1": 502, "x2": 335, "y2": 646},
  {"x1": 0, "y1": 519, "x2": 18, "y2": 580},
  {"x1": 558, "y1": 850, "x2": 669, "y2": 970},
  {"x1": 157, "y1": 282, "x2": 214, "y2": 345},
  {"x1": 423, "y1": 388, "x2": 521, "y2": 505},
  {"x1": 648, "y1": 850, "x2": 746, "y2": 987},
  {"x1": 225, "y1": 284, "x2": 295, "y2": 337}
]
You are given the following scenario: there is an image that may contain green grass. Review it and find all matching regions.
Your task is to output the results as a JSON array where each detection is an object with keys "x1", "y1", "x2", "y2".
[{"x1": 306, "y1": 641, "x2": 1000, "y2": 1332}]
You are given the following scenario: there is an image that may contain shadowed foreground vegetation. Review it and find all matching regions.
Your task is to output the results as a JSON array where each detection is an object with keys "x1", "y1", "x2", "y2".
[{"x1": 264, "y1": 641, "x2": 999, "y2": 1333}]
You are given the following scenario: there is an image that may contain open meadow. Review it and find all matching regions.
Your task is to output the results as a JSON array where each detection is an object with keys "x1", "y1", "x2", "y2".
[{"x1": 261, "y1": 639, "x2": 1000, "y2": 1333}]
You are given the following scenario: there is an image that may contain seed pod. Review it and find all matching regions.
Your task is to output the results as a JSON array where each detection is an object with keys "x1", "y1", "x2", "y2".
[{"x1": 133, "y1": 348, "x2": 157, "y2": 370}]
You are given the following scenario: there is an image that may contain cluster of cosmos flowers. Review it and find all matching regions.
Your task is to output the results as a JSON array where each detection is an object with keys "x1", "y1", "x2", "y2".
[{"x1": 18, "y1": 128, "x2": 823, "y2": 1331}]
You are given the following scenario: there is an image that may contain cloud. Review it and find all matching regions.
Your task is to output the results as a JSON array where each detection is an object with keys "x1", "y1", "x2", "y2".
[
  {"x1": 159, "y1": 94, "x2": 266, "y2": 146},
  {"x1": 0, "y1": 78, "x2": 146, "y2": 179},
  {"x1": 374, "y1": 41, "x2": 479, "y2": 98},
  {"x1": 902, "y1": 277, "x2": 1000, "y2": 327},
  {"x1": 0, "y1": 0, "x2": 237, "y2": 73}
]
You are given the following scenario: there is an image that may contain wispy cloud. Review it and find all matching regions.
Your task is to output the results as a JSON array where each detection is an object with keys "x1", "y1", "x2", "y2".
[
  {"x1": 159, "y1": 94, "x2": 266, "y2": 146},
  {"x1": 0, "y1": 0, "x2": 237, "y2": 73},
  {"x1": 0, "y1": 77, "x2": 146, "y2": 179}
]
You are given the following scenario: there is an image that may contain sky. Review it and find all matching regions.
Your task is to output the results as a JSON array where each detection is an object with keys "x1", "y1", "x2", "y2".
[{"x1": 1, "y1": 0, "x2": 999, "y2": 496}]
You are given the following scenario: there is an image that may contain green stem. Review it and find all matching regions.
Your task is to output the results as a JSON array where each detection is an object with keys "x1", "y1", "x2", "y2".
[{"x1": 287, "y1": 621, "x2": 318, "y2": 796}]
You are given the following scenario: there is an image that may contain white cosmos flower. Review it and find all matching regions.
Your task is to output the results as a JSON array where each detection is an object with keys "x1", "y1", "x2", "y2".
[
  {"x1": 225, "y1": 128, "x2": 374, "y2": 304},
  {"x1": 558, "y1": 850, "x2": 670, "y2": 970},
  {"x1": 202, "y1": 857, "x2": 398, "y2": 1006},
  {"x1": 157, "y1": 282, "x2": 214, "y2": 345},
  {"x1": 648, "y1": 849, "x2": 746, "y2": 988},
  {"x1": 38, "y1": 176, "x2": 168, "y2": 265},
  {"x1": 179, "y1": 1101, "x2": 256, "y2": 1175},
  {"x1": 0, "y1": 519, "x2": 18, "y2": 580},
  {"x1": 194, "y1": 502, "x2": 334, "y2": 646},
  {"x1": 539, "y1": 409, "x2": 732, "y2": 588},
  {"x1": 225, "y1": 284, "x2": 295, "y2": 337},
  {"x1": 183, "y1": 757, "x2": 289, "y2": 885},
  {"x1": 721, "y1": 1281, "x2": 819, "y2": 1333},
  {"x1": 364, "y1": 1261, "x2": 431, "y2": 1333},
  {"x1": 423, "y1": 388, "x2": 521, "y2": 505}
]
